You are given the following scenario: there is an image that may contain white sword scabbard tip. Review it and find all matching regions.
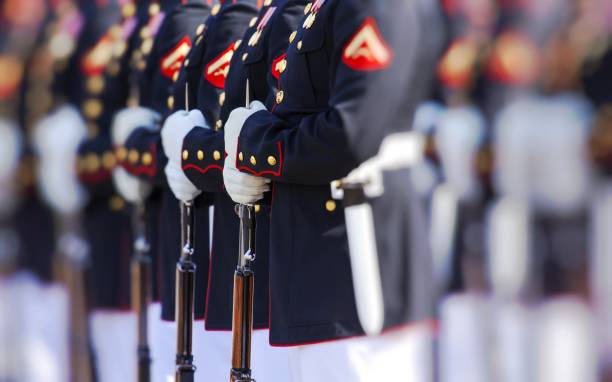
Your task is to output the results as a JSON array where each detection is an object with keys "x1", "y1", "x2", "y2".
[{"x1": 345, "y1": 204, "x2": 384, "y2": 335}]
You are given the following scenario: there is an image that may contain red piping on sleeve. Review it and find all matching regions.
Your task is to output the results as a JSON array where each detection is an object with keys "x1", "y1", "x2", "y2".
[
  {"x1": 236, "y1": 141, "x2": 283, "y2": 177},
  {"x1": 80, "y1": 170, "x2": 112, "y2": 184},
  {"x1": 122, "y1": 163, "x2": 156, "y2": 178},
  {"x1": 182, "y1": 163, "x2": 223, "y2": 174}
]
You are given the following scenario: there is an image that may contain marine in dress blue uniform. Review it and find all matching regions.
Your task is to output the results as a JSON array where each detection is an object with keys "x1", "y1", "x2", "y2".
[
  {"x1": 117, "y1": 0, "x2": 213, "y2": 323},
  {"x1": 71, "y1": 0, "x2": 138, "y2": 311},
  {"x1": 65, "y1": 2, "x2": 154, "y2": 380},
  {"x1": 5, "y1": 0, "x2": 60, "y2": 283},
  {"x1": 225, "y1": 0, "x2": 444, "y2": 348},
  {"x1": 0, "y1": 4, "x2": 62, "y2": 380},
  {"x1": 179, "y1": 0, "x2": 306, "y2": 333},
  {"x1": 159, "y1": 0, "x2": 259, "y2": 323},
  {"x1": 110, "y1": 2, "x2": 214, "y2": 380}
]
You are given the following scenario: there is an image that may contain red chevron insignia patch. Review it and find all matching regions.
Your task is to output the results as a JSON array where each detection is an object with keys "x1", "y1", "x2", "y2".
[
  {"x1": 342, "y1": 17, "x2": 393, "y2": 71},
  {"x1": 204, "y1": 42, "x2": 237, "y2": 88},
  {"x1": 160, "y1": 36, "x2": 192, "y2": 79}
]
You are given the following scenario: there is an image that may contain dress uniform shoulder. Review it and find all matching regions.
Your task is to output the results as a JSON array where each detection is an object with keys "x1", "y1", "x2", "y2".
[
  {"x1": 156, "y1": 3, "x2": 210, "y2": 54},
  {"x1": 205, "y1": 1, "x2": 260, "y2": 37},
  {"x1": 195, "y1": 1, "x2": 259, "y2": 121}
]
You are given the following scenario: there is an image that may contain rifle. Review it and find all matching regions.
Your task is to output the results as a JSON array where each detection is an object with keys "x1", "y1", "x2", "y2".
[
  {"x1": 230, "y1": 203, "x2": 256, "y2": 382},
  {"x1": 131, "y1": 203, "x2": 152, "y2": 382},
  {"x1": 175, "y1": 200, "x2": 197, "y2": 382},
  {"x1": 230, "y1": 81, "x2": 257, "y2": 382},
  {"x1": 175, "y1": 82, "x2": 198, "y2": 382},
  {"x1": 54, "y1": 215, "x2": 96, "y2": 382}
]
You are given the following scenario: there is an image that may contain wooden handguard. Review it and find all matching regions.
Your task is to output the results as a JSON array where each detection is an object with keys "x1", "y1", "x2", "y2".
[{"x1": 230, "y1": 270, "x2": 254, "y2": 382}]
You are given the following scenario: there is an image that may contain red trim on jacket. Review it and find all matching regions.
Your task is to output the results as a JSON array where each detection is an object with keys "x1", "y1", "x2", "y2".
[
  {"x1": 79, "y1": 170, "x2": 111, "y2": 184},
  {"x1": 236, "y1": 141, "x2": 283, "y2": 177},
  {"x1": 122, "y1": 163, "x2": 156, "y2": 178},
  {"x1": 182, "y1": 163, "x2": 223, "y2": 174}
]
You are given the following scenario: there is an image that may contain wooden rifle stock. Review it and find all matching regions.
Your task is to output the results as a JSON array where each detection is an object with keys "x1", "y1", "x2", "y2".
[
  {"x1": 131, "y1": 203, "x2": 152, "y2": 382},
  {"x1": 175, "y1": 201, "x2": 196, "y2": 382},
  {"x1": 230, "y1": 204, "x2": 256, "y2": 382}
]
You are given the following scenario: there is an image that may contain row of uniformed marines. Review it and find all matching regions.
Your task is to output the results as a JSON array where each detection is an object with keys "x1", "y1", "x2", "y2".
[
  {"x1": 9, "y1": 0, "x2": 612, "y2": 381},
  {"x1": 0, "y1": 0, "x2": 448, "y2": 380},
  {"x1": 116, "y1": 0, "x2": 446, "y2": 380}
]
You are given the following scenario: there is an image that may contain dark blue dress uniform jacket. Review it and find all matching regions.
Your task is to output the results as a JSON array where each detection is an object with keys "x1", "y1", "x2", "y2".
[
  {"x1": 234, "y1": 0, "x2": 444, "y2": 345},
  {"x1": 119, "y1": 0, "x2": 213, "y2": 320},
  {"x1": 170, "y1": 0, "x2": 261, "y2": 329},
  {"x1": 4, "y1": 0, "x2": 56, "y2": 283},
  {"x1": 114, "y1": 0, "x2": 164, "y2": 303},
  {"x1": 180, "y1": 0, "x2": 307, "y2": 331},
  {"x1": 70, "y1": 0, "x2": 136, "y2": 310},
  {"x1": 115, "y1": 0, "x2": 211, "y2": 304}
]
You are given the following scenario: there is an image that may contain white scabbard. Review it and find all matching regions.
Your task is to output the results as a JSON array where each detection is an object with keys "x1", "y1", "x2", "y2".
[
  {"x1": 332, "y1": 132, "x2": 426, "y2": 335},
  {"x1": 343, "y1": 188, "x2": 384, "y2": 336}
]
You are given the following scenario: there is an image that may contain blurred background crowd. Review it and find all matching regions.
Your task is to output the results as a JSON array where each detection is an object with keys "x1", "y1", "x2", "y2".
[{"x1": 0, "y1": 0, "x2": 611, "y2": 381}]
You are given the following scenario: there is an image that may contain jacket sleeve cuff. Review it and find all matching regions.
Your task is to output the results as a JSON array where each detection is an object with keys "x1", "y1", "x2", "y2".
[
  {"x1": 181, "y1": 127, "x2": 225, "y2": 192},
  {"x1": 236, "y1": 110, "x2": 283, "y2": 178},
  {"x1": 118, "y1": 127, "x2": 168, "y2": 187},
  {"x1": 77, "y1": 136, "x2": 115, "y2": 198}
]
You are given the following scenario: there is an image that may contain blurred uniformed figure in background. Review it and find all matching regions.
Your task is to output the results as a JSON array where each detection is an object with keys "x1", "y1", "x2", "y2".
[
  {"x1": 434, "y1": 0, "x2": 609, "y2": 381},
  {"x1": 20, "y1": 0, "x2": 92, "y2": 380},
  {"x1": 110, "y1": 1, "x2": 212, "y2": 380},
  {"x1": 32, "y1": 0, "x2": 140, "y2": 380},
  {"x1": 428, "y1": 1, "x2": 498, "y2": 380},
  {"x1": 491, "y1": 1, "x2": 599, "y2": 381},
  {"x1": 0, "y1": 0, "x2": 63, "y2": 380}
]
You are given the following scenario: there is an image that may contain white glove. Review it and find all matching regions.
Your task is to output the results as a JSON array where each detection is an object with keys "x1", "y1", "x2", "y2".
[
  {"x1": 334, "y1": 132, "x2": 425, "y2": 199},
  {"x1": 111, "y1": 106, "x2": 160, "y2": 146},
  {"x1": 112, "y1": 168, "x2": 154, "y2": 204},
  {"x1": 161, "y1": 109, "x2": 207, "y2": 166},
  {"x1": 223, "y1": 101, "x2": 269, "y2": 205},
  {"x1": 161, "y1": 109, "x2": 208, "y2": 203},
  {"x1": 224, "y1": 101, "x2": 266, "y2": 161},
  {"x1": 164, "y1": 161, "x2": 201, "y2": 202},
  {"x1": 223, "y1": 166, "x2": 270, "y2": 205},
  {"x1": 32, "y1": 105, "x2": 88, "y2": 215},
  {"x1": 111, "y1": 107, "x2": 160, "y2": 203}
]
